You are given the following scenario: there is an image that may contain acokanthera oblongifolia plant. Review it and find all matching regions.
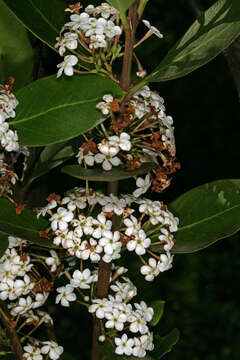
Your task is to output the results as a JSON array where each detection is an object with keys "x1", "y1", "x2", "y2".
[{"x1": 0, "y1": 1, "x2": 240, "y2": 360}]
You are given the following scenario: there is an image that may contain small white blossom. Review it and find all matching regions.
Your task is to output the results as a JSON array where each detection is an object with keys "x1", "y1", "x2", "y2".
[
  {"x1": 57, "y1": 55, "x2": 78, "y2": 78},
  {"x1": 41, "y1": 341, "x2": 64, "y2": 360},
  {"x1": 89, "y1": 298, "x2": 112, "y2": 319},
  {"x1": 115, "y1": 333, "x2": 134, "y2": 356},
  {"x1": 126, "y1": 229, "x2": 151, "y2": 255},
  {"x1": 50, "y1": 207, "x2": 74, "y2": 231},
  {"x1": 133, "y1": 174, "x2": 151, "y2": 198},
  {"x1": 23, "y1": 344, "x2": 43, "y2": 360},
  {"x1": 56, "y1": 285, "x2": 76, "y2": 307},
  {"x1": 108, "y1": 132, "x2": 131, "y2": 151},
  {"x1": 95, "y1": 141, "x2": 120, "y2": 171},
  {"x1": 45, "y1": 250, "x2": 60, "y2": 272},
  {"x1": 140, "y1": 257, "x2": 160, "y2": 281},
  {"x1": 70, "y1": 269, "x2": 94, "y2": 289},
  {"x1": 55, "y1": 32, "x2": 78, "y2": 56}
]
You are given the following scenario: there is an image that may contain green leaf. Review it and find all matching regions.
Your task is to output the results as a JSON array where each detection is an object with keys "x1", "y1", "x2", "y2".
[
  {"x1": 28, "y1": 137, "x2": 81, "y2": 184},
  {"x1": 3, "y1": 0, "x2": 66, "y2": 50},
  {"x1": 0, "y1": 198, "x2": 54, "y2": 248},
  {"x1": 152, "y1": 329, "x2": 180, "y2": 359},
  {"x1": 144, "y1": 0, "x2": 240, "y2": 83},
  {"x1": 107, "y1": 0, "x2": 136, "y2": 14},
  {"x1": 0, "y1": 0, "x2": 34, "y2": 90},
  {"x1": 61, "y1": 163, "x2": 157, "y2": 182},
  {"x1": 151, "y1": 179, "x2": 240, "y2": 254},
  {"x1": 10, "y1": 75, "x2": 124, "y2": 147},
  {"x1": 0, "y1": 234, "x2": 9, "y2": 258},
  {"x1": 149, "y1": 300, "x2": 165, "y2": 327}
]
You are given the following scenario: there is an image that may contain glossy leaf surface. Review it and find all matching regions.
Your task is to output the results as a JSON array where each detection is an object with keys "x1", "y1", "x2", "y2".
[
  {"x1": 28, "y1": 137, "x2": 82, "y2": 184},
  {"x1": 0, "y1": 0, "x2": 34, "y2": 89},
  {"x1": 0, "y1": 234, "x2": 9, "y2": 258},
  {"x1": 10, "y1": 75, "x2": 124, "y2": 146},
  {"x1": 152, "y1": 329, "x2": 180, "y2": 359},
  {"x1": 3, "y1": 0, "x2": 66, "y2": 50},
  {"x1": 61, "y1": 163, "x2": 157, "y2": 182},
  {"x1": 0, "y1": 198, "x2": 54, "y2": 248},
  {"x1": 107, "y1": 0, "x2": 136, "y2": 14},
  {"x1": 151, "y1": 179, "x2": 240, "y2": 254},
  {"x1": 149, "y1": 300, "x2": 165, "y2": 327},
  {"x1": 145, "y1": 0, "x2": 240, "y2": 83}
]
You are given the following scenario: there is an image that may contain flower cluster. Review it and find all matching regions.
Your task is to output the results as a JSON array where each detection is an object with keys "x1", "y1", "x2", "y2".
[
  {"x1": 0, "y1": 236, "x2": 64, "y2": 359},
  {"x1": 89, "y1": 273, "x2": 154, "y2": 357},
  {"x1": 38, "y1": 187, "x2": 178, "y2": 280},
  {"x1": 55, "y1": 2, "x2": 122, "y2": 77},
  {"x1": 23, "y1": 341, "x2": 63, "y2": 360},
  {"x1": 75, "y1": 85, "x2": 180, "y2": 192},
  {"x1": 0, "y1": 79, "x2": 19, "y2": 152}
]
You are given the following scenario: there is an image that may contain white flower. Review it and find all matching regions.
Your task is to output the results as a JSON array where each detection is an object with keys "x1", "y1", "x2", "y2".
[
  {"x1": 126, "y1": 229, "x2": 151, "y2": 255},
  {"x1": 95, "y1": 3, "x2": 119, "y2": 19},
  {"x1": 80, "y1": 238, "x2": 103, "y2": 262},
  {"x1": 36, "y1": 199, "x2": 57, "y2": 219},
  {"x1": 1, "y1": 129, "x2": 19, "y2": 152},
  {"x1": 32, "y1": 292, "x2": 49, "y2": 309},
  {"x1": 57, "y1": 55, "x2": 78, "y2": 78},
  {"x1": 96, "y1": 94, "x2": 113, "y2": 115},
  {"x1": 76, "y1": 148, "x2": 95, "y2": 167},
  {"x1": 41, "y1": 341, "x2": 64, "y2": 360},
  {"x1": 95, "y1": 142, "x2": 120, "y2": 171},
  {"x1": 65, "y1": 13, "x2": 90, "y2": 31},
  {"x1": 23, "y1": 344, "x2": 43, "y2": 360},
  {"x1": 140, "y1": 257, "x2": 160, "y2": 281},
  {"x1": 105, "y1": 308, "x2": 127, "y2": 331},
  {"x1": 56, "y1": 285, "x2": 76, "y2": 307},
  {"x1": 13, "y1": 296, "x2": 33, "y2": 315},
  {"x1": 89, "y1": 34, "x2": 107, "y2": 49},
  {"x1": 50, "y1": 207, "x2": 74, "y2": 231},
  {"x1": 133, "y1": 174, "x2": 151, "y2": 197},
  {"x1": 129, "y1": 312, "x2": 148, "y2": 334},
  {"x1": 134, "y1": 301, "x2": 154, "y2": 322},
  {"x1": 124, "y1": 215, "x2": 141, "y2": 237},
  {"x1": 115, "y1": 333, "x2": 134, "y2": 356},
  {"x1": 158, "y1": 228, "x2": 175, "y2": 251},
  {"x1": 132, "y1": 335, "x2": 148, "y2": 358},
  {"x1": 99, "y1": 231, "x2": 121, "y2": 255},
  {"x1": 92, "y1": 213, "x2": 112, "y2": 239},
  {"x1": 104, "y1": 20, "x2": 122, "y2": 38},
  {"x1": 89, "y1": 298, "x2": 112, "y2": 319},
  {"x1": 55, "y1": 32, "x2": 78, "y2": 56},
  {"x1": 158, "y1": 252, "x2": 173, "y2": 272},
  {"x1": 108, "y1": 132, "x2": 131, "y2": 151},
  {"x1": 70, "y1": 269, "x2": 94, "y2": 289},
  {"x1": 102, "y1": 194, "x2": 126, "y2": 215},
  {"x1": 142, "y1": 19, "x2": 163, "y2": 38},
  {"x1": 8, "y1": 236, "x2": 26, "y2": 248},
  {"x1": 45, "y1": 250, "x2": 60, "y2": 272},
  {"x1": 83, "y1": 17, "x2": 106, "y2": 37}
]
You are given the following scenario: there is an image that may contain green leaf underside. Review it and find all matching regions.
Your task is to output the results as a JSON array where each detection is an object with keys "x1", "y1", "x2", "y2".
[
  {"x1": 3, "y1": 0, "x2": 66, "y2": 50},
  {"x1": 0, "y1": 234, "x2": 9, "y2": 258},
  {"x1": 149, "y1": 300, "x2": 165, "y2": 327},
  {"x1": 0, "y1": 198, "x2": 54, "y2": 248},
  {"x1": 0, "y1": 0, "x2": 34, "y2": 90},
  {"x1": 152, "y1": 329, "x2": 180, "y2": 359},
  {"x1": 145, "y1": 0, "x2": 240, "y2": 83},
  {"x1": 61, "y1": 163, "x2": 157, "y2": 182},
  {"x1": 151, "y1": 179, "x2": 240, "y2": 254},
  {"x1": 10, "y1": 75, "x2": 124, "y2": 146},
  {"x1": 107, "y1": 0, "x2": 136, "y2": 14},
  {"x1": 29, "y1": 137, "x2": 82, "y2": 183}
]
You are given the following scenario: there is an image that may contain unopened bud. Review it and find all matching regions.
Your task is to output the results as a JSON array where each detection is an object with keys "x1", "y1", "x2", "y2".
[
  {"x1": 125, "y1": 290, "x2": 135, "y2": 303},
  {"x1": 84, "y1": 296, "x2": 90, "y2": 302},
  {"x1": 98, "y1": 335, "x2": 106, "y2": 342}
]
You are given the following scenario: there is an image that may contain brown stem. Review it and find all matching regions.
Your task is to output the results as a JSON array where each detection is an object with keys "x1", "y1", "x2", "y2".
[
  {"x1": 0, "y1": 300, "x2": 23, "y2": 360},
  {"x1": 120, "y1": 1, "x2": 139, "y2": 92}
]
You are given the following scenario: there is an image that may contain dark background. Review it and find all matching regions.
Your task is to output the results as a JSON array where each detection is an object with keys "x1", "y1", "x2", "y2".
[{"x1": 12, "y1": 0, "x2": 240, "y2": 359}]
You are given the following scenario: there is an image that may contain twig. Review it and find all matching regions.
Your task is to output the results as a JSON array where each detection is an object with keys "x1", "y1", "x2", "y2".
[{"x1": 0, "y1": 300, "x2": 23, "y2": 360}]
